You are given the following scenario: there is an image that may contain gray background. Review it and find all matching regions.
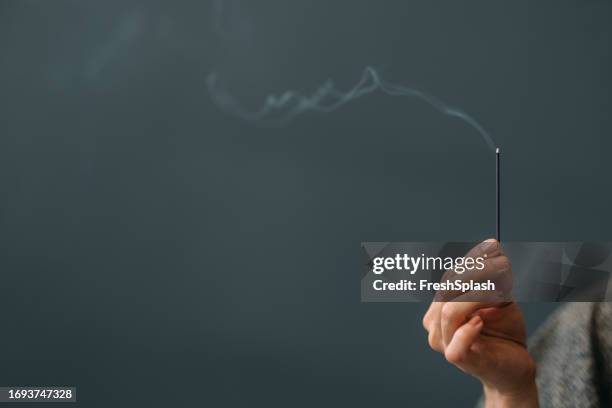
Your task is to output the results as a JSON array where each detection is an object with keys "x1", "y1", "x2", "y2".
[{"x1": 0, "y1": 0, "x2": 610, "y2": 406}]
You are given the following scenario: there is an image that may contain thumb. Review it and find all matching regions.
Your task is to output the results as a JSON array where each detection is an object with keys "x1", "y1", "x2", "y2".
[{"x1": 444, "y1": 315, "x2": 483, "y2": 373}]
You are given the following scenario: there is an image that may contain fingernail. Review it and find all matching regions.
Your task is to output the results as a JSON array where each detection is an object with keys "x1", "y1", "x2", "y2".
[
  {"x1": 481, "y1": 239, "x2": 499, "y2": 254},
  {"x1": 471, "y1": 316, "x2": 482, "y2": 326}
]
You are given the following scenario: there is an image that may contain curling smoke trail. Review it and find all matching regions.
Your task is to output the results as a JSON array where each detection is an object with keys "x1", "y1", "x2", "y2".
[{"x1": 207, "y1": 66, "x2": 495, "y2": 151}]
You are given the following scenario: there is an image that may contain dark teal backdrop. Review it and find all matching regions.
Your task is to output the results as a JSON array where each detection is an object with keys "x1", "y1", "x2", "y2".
[{"x1": 0, "y1": 1, "x2": 610, "y2": 406}]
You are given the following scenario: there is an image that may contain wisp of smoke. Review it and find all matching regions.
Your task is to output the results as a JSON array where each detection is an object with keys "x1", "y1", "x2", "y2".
[{"x1": 207, "y1": 66, "x2": 495, "y2": 151}]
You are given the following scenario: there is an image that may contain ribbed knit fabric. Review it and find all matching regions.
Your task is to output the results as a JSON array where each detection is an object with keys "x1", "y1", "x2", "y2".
[{"x1": 477, "y1": 303, "x2": 612, "y2": 407}]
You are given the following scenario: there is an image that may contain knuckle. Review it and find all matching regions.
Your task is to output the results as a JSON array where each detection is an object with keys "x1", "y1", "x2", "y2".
[
  {"x1": 441, "y1": 303, "x2": 456, "y2": 322},
  {"x1": 422, "y1": 314, "x2": 430, "y2": 331},
  {"x1": 444, "y1": 348, "x2": 465, "y2": 365},
  {"x1": 428, "y1": 330, "x2": 443, "y2": 353}
]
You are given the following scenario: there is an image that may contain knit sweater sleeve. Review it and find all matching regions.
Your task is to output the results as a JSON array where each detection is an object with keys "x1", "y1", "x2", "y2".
[{"x1": 476, "y1": 303, "x2": 612, "y2": 408}]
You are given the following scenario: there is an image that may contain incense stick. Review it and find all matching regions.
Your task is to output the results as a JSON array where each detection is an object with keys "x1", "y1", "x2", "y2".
[{"x1": 496, "y1": 147, "x2": 501, "y2": 242}]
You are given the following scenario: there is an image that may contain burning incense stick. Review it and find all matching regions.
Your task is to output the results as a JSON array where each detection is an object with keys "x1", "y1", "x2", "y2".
[{"x1": 496, "y1": 147, "x2": 501, "y2": 242}]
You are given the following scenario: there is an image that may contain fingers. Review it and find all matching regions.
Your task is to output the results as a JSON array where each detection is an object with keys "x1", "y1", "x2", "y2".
[
  {"x1": 435, "y1": 241, "x2": 512, "y2": 302},
  {"x1": 423, "y1": 239, "x2": 511, "y2": 354},
  {"x1": 423, "y1": 302, "x2": 443, "y2": 352},
  {"x1": 423, "y1": 301, "x2": 440, "y2": 330},
  {"x1": 440, "y1": 299, "x2": 501, "y2": 347},
  {"x1": 424, "y1": 294, "x2": 498, "y2": 352},
  {"x1": 443, "y1": 315, "x2": 483, "y2": 372}
]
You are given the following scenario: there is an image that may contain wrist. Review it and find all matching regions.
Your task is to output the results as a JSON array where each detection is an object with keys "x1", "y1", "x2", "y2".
[{"x1": 483, "y1": 381, "x2": 538, "y2": 408}]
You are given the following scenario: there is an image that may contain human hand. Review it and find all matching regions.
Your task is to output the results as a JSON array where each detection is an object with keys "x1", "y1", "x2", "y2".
[{"x1": 422, "y1": 239, "x2": 538, "y2": 408}]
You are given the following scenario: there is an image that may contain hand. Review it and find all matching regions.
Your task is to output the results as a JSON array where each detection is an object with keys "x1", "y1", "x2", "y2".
[{"x1": 422, "y1": 239, "x2": 538, "y2": 408}]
